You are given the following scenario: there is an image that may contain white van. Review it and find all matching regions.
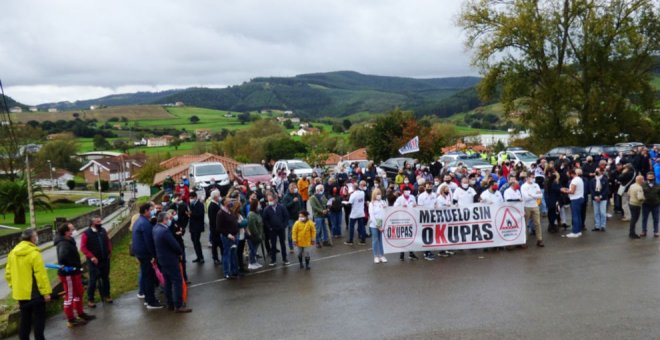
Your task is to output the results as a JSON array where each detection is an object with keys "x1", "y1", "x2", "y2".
[
  {"x1": 272, "y1": 159, "x2": 313, "y2": 178},
  {"x1": 189, "y1": 162, "x2": 230, "y2": 193}
]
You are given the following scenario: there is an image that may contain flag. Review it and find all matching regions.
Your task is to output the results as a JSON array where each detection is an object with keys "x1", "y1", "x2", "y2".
[{"x1": 398, "y1": 136, "x2": 419, "y2": 155}]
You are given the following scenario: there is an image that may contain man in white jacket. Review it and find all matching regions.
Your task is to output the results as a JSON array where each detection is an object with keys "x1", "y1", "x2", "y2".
[
  {"x1": 521, "y1": 176, "x2": 544, "y2": 247},
  {"x1": 453, "y1": 177, "x2": 477, "y2": 207}
]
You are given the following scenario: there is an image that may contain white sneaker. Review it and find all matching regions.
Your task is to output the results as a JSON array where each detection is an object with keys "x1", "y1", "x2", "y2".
[
  {"x1": 565, "y1": 232, "x2": 582, "y2": 238},
  {"x1": 137, "y1": 293, "x2": 145, "y2": 299},
  {"x1": 374, "y1": 257, "x2": 381, "y2": 264},
  {"x1": 248, "y1": 263, "x2": 257, "y2": 270},
  {"x1": 254, "y1": 263, "x2": 263, "y2": 269},
  {"x1": 379, "y1": 256, "x2": 388, "y2": 263},
  {"x1": 606, "y1": 213, "x2": 612, "y2": 218}
]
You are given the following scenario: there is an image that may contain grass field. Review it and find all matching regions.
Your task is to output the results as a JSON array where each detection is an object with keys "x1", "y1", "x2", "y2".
[
  {"x1": 131, "y1": 106, "x2": 252, "y2": 131},
  {"x1": 11, "y1": 105, "x2": 173, "y2": 123},
  {"x1": 0, "y1": 203, "x2": 97, "y2": 232}
]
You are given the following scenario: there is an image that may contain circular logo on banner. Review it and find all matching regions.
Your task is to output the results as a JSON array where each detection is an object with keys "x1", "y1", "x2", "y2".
[
  {"x1": 494, "y1": 206, "x2": 523, "y2": 241},
  {"x1": 383, "y1": 209, "x2": 417, "y2": 248}
]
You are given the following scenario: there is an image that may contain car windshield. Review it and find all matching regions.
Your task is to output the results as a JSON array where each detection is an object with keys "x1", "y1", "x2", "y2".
[
  {"x1": 196, "y1": 164, "x2": 226, "y2": 176},
  {"x1": 288, "y1": 161, "x2": 311, "y2": 170},
  {"x1": 515, "y1": 151, "x2": 537, "y2": 161},
  {"x1": 241, "y1": 166, "x2": 268, "y2": 176},
  {"x1": 464, "y1": 159, "x2": 490, "y2": 166}
]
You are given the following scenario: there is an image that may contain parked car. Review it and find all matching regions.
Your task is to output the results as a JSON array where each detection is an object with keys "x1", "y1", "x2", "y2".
[
  {"x1": 87, "y1": 198, "x2": 101, "y2": 206},
  {"x1": 586, "y1": 145, "x2": 618, "y2": 162},
  {"x1": 615, "y1": 142, "x2": 644, "y2": 155},
  {"x1": 75, "y1": 197, "x2": 90, "y2": 205},
  {"x1": 446, "y1": 158, "x2": 492, "y2": 174},
  {"x1": 439, "y1": 152, "x2": 467, "y2": 164},
  {"x1": 234, "y1": 164, "x2": 271, "y2": 186},
  {"x1": 272, "y1": 159, "x2": 314, "y2": 178},
  {"x1": 497, "y1": 149, "x2": 538, "y2": 168},
  {"x1": 379, "y1": 157, "x2": 415, "y2": 179},
  {"x1": 338, "y1": 160, "x2": 370, "y2": 173},
  {"x1": 545, "y1": 146, "x2": 588, "y2": 163},
  {"x1": 189, "y1": 162, "x2": 231, "y2": 194}
]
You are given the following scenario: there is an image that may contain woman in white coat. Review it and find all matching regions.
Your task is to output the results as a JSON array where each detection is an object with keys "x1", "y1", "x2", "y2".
[{"x1": 368, "y1": 189, "x2": 388, "y2": 263}]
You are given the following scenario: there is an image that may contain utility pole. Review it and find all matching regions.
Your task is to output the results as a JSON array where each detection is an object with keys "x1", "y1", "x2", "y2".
[
  {"x1": 25, "y1": 152, "x2": 36, "y2": 229},
  {"x1": 47, "y1": 159, "x2": 53, "y2": 191}
]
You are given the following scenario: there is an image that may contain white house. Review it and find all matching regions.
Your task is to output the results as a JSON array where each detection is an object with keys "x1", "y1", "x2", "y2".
[
  {"x1": 9, "y1": 106, "x2": 22, "y2": 113},
  {"x1": 29, "y1": 107, "x2": 38, "y2": 112},
  {"x1": 35, "y1": 169, "x2": 75, "y2": 190},
  {"x1": 147, "y1": 135, "x2": 175, "y2": 147},
  {"x1": 90, "y1": 105, "x2": 100, "y2": 110},
  {"x1": 48, "y1": 108, "x2": 58, "y2": 112},
  {"x1": 133, "y1": 138, "x2": 147, "y2": 146},
  {"x1": 283, "y1": 110, "x2": 293, "y2": 115},
  {"x1": 290, "y1": 127, "x2": 320, "y2": 137}
]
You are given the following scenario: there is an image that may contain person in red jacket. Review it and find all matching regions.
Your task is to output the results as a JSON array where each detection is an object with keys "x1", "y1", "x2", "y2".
[
  {"x1": 175, "y1": 180, "x2": 190, "y2": 204},
  {"x1": 80, "y1": 217, "x2": 113, "y2": 308}
]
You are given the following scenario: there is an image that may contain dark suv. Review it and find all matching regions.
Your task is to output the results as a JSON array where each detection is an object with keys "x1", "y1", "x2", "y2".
[
  {"x1": 379, "y1": 157, "x2": 415, "y2": 179},
  {"x1": 545, "y1": 146, "x2": 588, "y2": 163},
  {"x1": 586, "y1": 145, "x2": 618, "y2": 162}
]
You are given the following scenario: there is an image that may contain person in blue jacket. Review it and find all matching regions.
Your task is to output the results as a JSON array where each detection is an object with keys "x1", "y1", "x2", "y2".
[
  {"x1": 153, "y1": 212, "x2": 191, "y2": 313},
  {"x1": 132, "y1": 203, "x2": 163, "y2": 310}
]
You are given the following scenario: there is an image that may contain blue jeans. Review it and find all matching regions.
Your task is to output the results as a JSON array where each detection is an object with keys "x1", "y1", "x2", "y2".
[
  {"x1": 570, "y1": 198, "x2": 584, "y2": 234},
  {"x1": 641, "y1": 204, "x2": 659, "y2": 233},
  {"x1": 314, "y1": 217, "x2": 329, "y2": 243},
  {"x1": 371, "y1": 227, "x2": 384, "y2": 257},
  {"x1": 138, "y1": 257, "x2": 158, "y2": 305},
  {"x1": 329, "y1": 211, "x2": 343, "y2": 237},
  {"x1": 349, "y1": 218, "x2": 366, "y2": 243},
  {"x1": 287, "y1": 219, "x2": 295, "y2": 250},
  {"x1": 247, "y1": 239, "x2": 258, "y2": 264},
  {"x1": 593, "y1": 200, "x2": 607, "y2": 229},
  {"x1": 220, "y1": 235, "x2": 238, "y2": 277},
  {"x1": 161, "y1": 264, "x2": 183, "y2": 308}
]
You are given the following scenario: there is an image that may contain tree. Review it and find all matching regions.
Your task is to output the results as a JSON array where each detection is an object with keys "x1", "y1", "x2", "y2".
[
  {"x1": 348, "y1": 123, "x2": 371, "y2": 149},
  {"x1": 93, "y1": 134, "x2": 110, "y2": 151},
  {"x1": 36, "y1": 138, "x2": 81, "y2": 173},
  {"x1": 135, "y1": 158, "x2": 163, "y2": 185},
  {"x1": 283, "y1": 119, "x2": 294, "y2": 129},
  {"x1": 459, "y1": 0, "x2": 660, "y2": 146},
  {"x1": 66, "y1": 179, "x2": 76, "y2": 190},
  {"x1": 331, "y1": 123, "x2": 344, "y2": 133},
  {"x1": 366, "y1": 109, "x2": 414, "y2": 162},
  {"x1": 0, "y1": 125, "x2": 45, "y2": 181},
  {"x1": 94, "y1": 180, "x2": 109, "y2": 192},
  {"x1": 0, "y1": 179, "x2": 51, "y2": 225},
  {"x1": 170, "y1": 138, "x2": 182, "y2": 150},
  {"x1": 189, "y1": 115, "x2": 200, "y2": 124},
  {"x1": 342, "y1": 119, "x2": 352, "y2": 131},
  {"x1": 238, "y1": 112, "x2": 251, "y2": 125},
  {"x1": 112, "y1": 139, "x2": 131, "y2": 153}
]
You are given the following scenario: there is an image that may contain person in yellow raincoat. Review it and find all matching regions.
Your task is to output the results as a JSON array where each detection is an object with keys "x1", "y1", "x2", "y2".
[{"x1": 292, "y1": 210, "x2": 316, "y2": 270}]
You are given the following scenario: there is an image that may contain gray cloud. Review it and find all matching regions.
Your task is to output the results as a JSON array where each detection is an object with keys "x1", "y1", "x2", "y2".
[{"x1": 0, "y1": 0, "x2": 476, "y2": 104}]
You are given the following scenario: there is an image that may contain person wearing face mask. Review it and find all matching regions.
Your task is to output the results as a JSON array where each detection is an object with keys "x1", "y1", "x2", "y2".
[
  {"x1": 560, "y1": 169, "x2": 585, "y2": 238},
  {"x1": 394, "y1": 185, "x2": 419, "y2": 261},
  {"x1": 479, "y1": 181, "x2": 503, "y2": 205},
  {"x1": 207, "y1": 190, "x2": 222, "y2": 265},
  {"x1": 282, "y1": 183, "x2": 305, "y2": 252},
  {"x1": 291, "y1": 211, "x2": 316, "y2": 270},
  {"x1": 453, "y1": 177, "x2": 477, "y2": 207},
  {"x1": 399, "y1": 177, "x2": 414, "y2": 194},
  {"x1": 345, "y1": 181, "x2": 367, "y2": 245},
  {"x1": 262, "y1": 193, "x2": 290, "y2": 266},
  {"x1": 175, "y1": 180, "x2": 190, "y2": 204},
  {"x1": 432, "y1": 177, "x2": 442, "y2": 193},
  {"x1": 188, "y1": 192, "x2": 205, "y2": 264},
  {"x1": 589, "y1": 169, "x2": 610, "y2": 232},
  {"x1": 503, "y1": 180, "x2": 522, "y2": 202},
  {"x1": 152, "y1": 212, "x2": 191, "y2": 313},
  {"x1": 310, "y1": 185, "x2": 331, "y2": 247},
  {"x1": 368, "y1": 189, "x2": 388, "y2": 264},
  {"x1": 166, "y1": 208, "x2": 189, "y2": 284},
  {"x1": 641, "y1": 172, "x2": 659, "y2": 237},
  {"x1": 56, "y1": 223, "x2": 95, "y2": 328},
  {"x1": 521, "y1": 175, "x2": 545, "y2": 247},
  {"x1": 80, "y1": 217, "x2": 112, "y2": 307}
]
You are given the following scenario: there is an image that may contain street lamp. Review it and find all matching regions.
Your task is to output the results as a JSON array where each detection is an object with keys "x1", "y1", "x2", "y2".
[{"x1": 47, "y1": 160, "x2": 53, "y2": 191}]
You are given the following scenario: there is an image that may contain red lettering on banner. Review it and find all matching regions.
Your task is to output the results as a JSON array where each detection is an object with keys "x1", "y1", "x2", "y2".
[{"x1": 435, "y1": 224, "x2": 447, "y2": 244}]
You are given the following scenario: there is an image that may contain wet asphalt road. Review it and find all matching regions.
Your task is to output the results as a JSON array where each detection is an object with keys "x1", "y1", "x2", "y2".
[{"x1": 17, "y1": 211, "x2": 660, "y2": 340}]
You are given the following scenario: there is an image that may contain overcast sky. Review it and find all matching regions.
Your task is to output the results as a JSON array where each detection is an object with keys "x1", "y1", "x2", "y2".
[{"x1": 0, "y1": 0, "x2": 476, "y2": 105}]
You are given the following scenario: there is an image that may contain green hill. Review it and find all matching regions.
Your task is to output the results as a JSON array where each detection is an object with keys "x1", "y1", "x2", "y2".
[
  {"x1": 0, "y1": 95, "x2": 29, "y2": 112},
  {"x1": 155, "y1": 71, "x2": 483, "y2": 118}
]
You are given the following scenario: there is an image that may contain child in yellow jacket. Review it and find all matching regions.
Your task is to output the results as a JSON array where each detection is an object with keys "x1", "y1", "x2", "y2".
[{"x1": 292, "y1": 211, "x2": 316, "y2": 270}]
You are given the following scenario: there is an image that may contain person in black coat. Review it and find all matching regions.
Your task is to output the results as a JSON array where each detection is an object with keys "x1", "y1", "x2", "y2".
[
  {"x1": 55, "y1": 223, "x2": 94, "y2": 324},
  {"x1": 166, "y1": 205, "x2": 189, "y2": 284},
  {"x1": 544, "y1": 171, "x2": 563, "y2": 233},
  {"x1": 261, "y1": 193, "x2": 289, "y2": 266},
  {"x1": 188, "y1": 192, "x2": 205, "y2": 263},
  {"x1": 80, "y1": 217, "x2": 112, "y2": 307},
  {"x1": 216, "y1": 197, "x2": 240, "y2": 279},
  {"x1": 207, "y1": 190, "x2": 223, "y2": 265},
  {"x1": 153, "y1": 212, "x2": 191, "y2": 313}
]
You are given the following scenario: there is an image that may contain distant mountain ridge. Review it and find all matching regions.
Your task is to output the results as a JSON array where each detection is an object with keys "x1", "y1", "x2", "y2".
[{"x1": 21, "y1": 71, "x2": 485, "y2": 118}]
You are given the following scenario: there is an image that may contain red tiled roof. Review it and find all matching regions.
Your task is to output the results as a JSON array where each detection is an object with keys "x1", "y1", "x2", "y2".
[{"x1": 343, "y1": 148, "x2": 368, "y2": 160}]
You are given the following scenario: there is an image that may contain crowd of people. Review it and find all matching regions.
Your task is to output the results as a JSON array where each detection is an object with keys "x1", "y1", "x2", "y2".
[{"x1": 5, "y1": 144, "x2": 659, "y2": 338}]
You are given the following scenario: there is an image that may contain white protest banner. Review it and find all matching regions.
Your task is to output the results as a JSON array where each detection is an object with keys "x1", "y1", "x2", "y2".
[
  {"x1": 398, "y1": 136, "x2": 419, "y2": 155},
  {"x1": 381, "y1": 202, "x2": 526, "y2": 254}
]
